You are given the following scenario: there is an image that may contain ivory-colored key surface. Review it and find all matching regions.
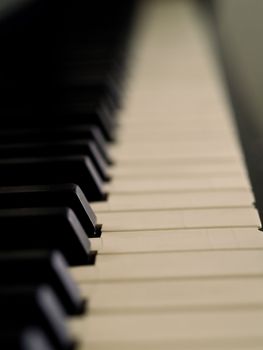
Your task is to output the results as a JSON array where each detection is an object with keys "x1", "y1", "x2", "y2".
[
  {"x1": 90, "y1": 227, "x2": 263, "y2": 254},
  {"x1": 71, "y1": 311, "x2": 263, "y2": 349},
  {"x1": 107, "y1": 176, "x2": 251, "y2": 193},
  {"x1": 111, "y1": 159, "x2": 247, "y2": 178},
  {"x1": 110, "y1": 141, "x2": 242, "y2": 161},
  {"x1": 70, "y1": 0, "x2": 263, "y2": 349},
  {"x1": 116, "y1": 124, "x2": 238, "y2": 142},
  {"x1": 98, "y1": 207, "x2": 259, "y2": 232},
  {"x1": 72, "y1": 250, "x2": 263, "y2": 282},
  {"x1": 91, "y1": 189, "x2": 253, "y2": 212},
  {"x1": 79, "y1": 277, "x2": 263, "y2": 312}
]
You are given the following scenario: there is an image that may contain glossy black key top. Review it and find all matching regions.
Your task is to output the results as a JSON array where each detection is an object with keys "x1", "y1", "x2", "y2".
[
  {"x1": 0, "y1": 125, "x2": 113, "y2": 164},
  {"x1": 0, "y1": 155, "x2": 106, "y2": 202},
  {"x1": 0, "y1": 207, "x2": 92, "y2": 266},
  {"x1": 0, "y1": 250, "x2": 86, "y2": 315},
  {"x1": 0, "y1": 184, "x2": 101, "y2": 237},
  {"x1": 0, "y1": 328, "x2": 54, "y2": 350},
  {"x1": 0, "y1": 286, "x2": 74, "y2": 350},
  {"x1": 0, "y1": 140, "x2": 110, "y2": 182}
]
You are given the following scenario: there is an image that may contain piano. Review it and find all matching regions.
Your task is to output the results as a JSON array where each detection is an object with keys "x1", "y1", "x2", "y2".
[{"x1": 0, "y1": 0, "x2": 263, "y2": 349}]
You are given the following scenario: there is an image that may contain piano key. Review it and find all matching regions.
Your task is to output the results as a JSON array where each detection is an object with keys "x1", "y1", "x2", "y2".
[
  {"x1": 0, "y1": 125, "x2": 111, "y2": 165},
  {"x1": 62, "y1": 60, "x2": 120, "y2": 95},
  {"x1": 0, "y1": 250, "x2": 85, "y2": 315},
  {"x1": 0, "y1": 328, "x2": 54, "y2": 350},
  {"x1": 0, "y1": 97, "x2": 115, "y2": 140},
  {"x1": 118, "y1": 109, "x2": 237, "y2": 124},
  {"x1": 122, "y1": 99, "x2": 237, "y2": 123},
  {"x1": 0, "y1": 141, "x2": 110, "y2": 181},
  {"x1": 0, "y1": 156, "x2": 106, "y2": 202},
  {"x1": 70, "y1": 310, "x2": 263, "y2": 349},
  {"x1": 79, "y1": 277, "x2": 263, "y2": 313},
  {"x1": 116, "y1": 127, "x2": 238, "y2": 143},
  {"x1": 71, "y1": 249, "x2": 263, "y2": 282},
  {"x1": 91, "y1": 189, "x2": 254, "y2": 212},
  {"x1": 111, "y1": 151, "x2": 243, "y2": 162},
  {"x1": 88, "y1": 140, "x2": 111, "y2": 181},
  {"x1": 90, "y1": 227, "x2": 263, "y2": 254},
  {"x1": 0, "y1": 286, "x2": 74, "y2": 350},
  {"x1": 98, "y1": 207, "x2": 259, "y2": 232},
  {"x1": 110, "y1": 138, "x2": 243, "y2": 161},
  {"x1": 0, "y1": 184, "x2": 100, "y2": 237},
  {"x1": 89, "y1": 127, "x2": 114, "y2": 165},
  {"x1": 107, "y1": 176, "x2": 251, "y2": 194},
  {"x1": 0, "y1": 207, "x2": 92, "y2": 266},
  {"x1": 117, "y1": 120, "x2": 238, "y2": 136},
  {"x1": 57, "y1": 96, "x2": 116, "y2": 142},
  {"x1": 111, "y1": 159, "x2": 247, "y2": 178}
]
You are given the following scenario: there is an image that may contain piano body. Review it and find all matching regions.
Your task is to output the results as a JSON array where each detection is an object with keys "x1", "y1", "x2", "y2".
[{"x1": 0, "y1": 0, "x2": 263, "y2": 349}]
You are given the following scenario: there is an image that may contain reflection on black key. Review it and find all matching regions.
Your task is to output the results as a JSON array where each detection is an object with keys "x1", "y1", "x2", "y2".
[
  {"x1": 0, "y1": 184, "x2": 101, "y2": 237},
  {"x1": 0, "y1": 207, "x2": 91, "y2": 266},
  {"x1": 0, "y1": 250, "x2": 86, "y2": 315},
  {"x1": 0, "y1": 286, "x2": 74, "y2": 350},
  {"x1": 0, "y1": 156, "x2": 106, "y2": 202}
]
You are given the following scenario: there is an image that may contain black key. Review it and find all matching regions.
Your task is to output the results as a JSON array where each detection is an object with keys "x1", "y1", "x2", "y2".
[
  {"x1": 0, "y1": 184, "x2": 101, "y2": 237},
  {"x1": 0, "y1": 140, "x2": 110, "y2": 182},
  {"x1": 56, "y1": 91, "x2": 116, "y2": 141},
  {"x1": 0, "y1": 155, "x2": 106, "y2": 202},
  {"x1": 88, "y1": 139, "x2": 112, "y2": 181},
  {"x1": 0, "y1": 207, "x2": 92, "y2": 266},
  {"x1": 2, "y1": 103, "x2": 116, "y2": 142},
  {"x1": 62, "y1": 63, "x2": 121, "y2": 106},
  {"x1": 0, "y1": 125, "x2": 113, "y2": 165},
  {"x1": 0, "y1": 328, "x2": 54, "y2": 350},
  {"x1": 90, "y1": 126, "x2": 113, "y2": 165},
  {"x1": 0, "y1": 286, "x2": 74, "y2": 350},
  {"x1": 0, "y1": 250, "x2": 86, "y2": 315}
]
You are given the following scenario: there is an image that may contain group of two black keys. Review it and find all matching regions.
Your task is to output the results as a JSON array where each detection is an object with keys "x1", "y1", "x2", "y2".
[{"x1": 0, "y1": 29, "x2": 127, "y2": 350}]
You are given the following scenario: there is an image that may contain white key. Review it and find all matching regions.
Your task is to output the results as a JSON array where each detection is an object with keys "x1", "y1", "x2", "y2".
[
  {"x1": 92, "y1": 190, "x2": 254, "y2": 212},
  {"x1": 72, "y1": 250, "x2": 263, "y2": 282},
  {"x1": 111, "y1": 160, "x2": 247, "y2": 178},
  {"x1": 70, "y1": 310, "x2": 263, "y2": 349},
  {"x1": 98, "y1": 207, "x2": 259, "y2": 232},
  {"x1": 80, "y1": 277, "x2": 263, "y2": 312},
  {"x1": 90, "y1": 227, "x2": 263, "y2": 254},
  {"x1": 107, "y1": 176, "x2": 251, "y2": 193},
  {"x1": 111, "y1": 141, "x2": 241, "y2": 161}
]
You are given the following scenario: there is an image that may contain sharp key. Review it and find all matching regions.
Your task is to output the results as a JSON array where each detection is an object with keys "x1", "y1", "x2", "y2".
[
  {"x1": 0, "y1": 328, "x2": 55, "y2": 350},
  {"x1": 0, "y1": 207, "x2": 93, "y2": 266},
  {"x1": 0, "y1": 125, "x2": 113, "y2": 165},
  {"x1": 0, "y1": 184, "x2": 101, "y2": 237},
  {"x1": 0, "y1": 250, "x2": 86, "y2": 315},
  {"x1": 0, "y1": 286, "x2": 74, "y2": 350},
  {"x1": 0, "y1": 155, "x2": 107, "y2": 202},
  {"x1": 0, "y1": 140, "x2": 110, "y2": 182}
]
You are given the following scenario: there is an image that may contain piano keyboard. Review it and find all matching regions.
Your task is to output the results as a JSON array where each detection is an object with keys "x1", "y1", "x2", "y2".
[
  {"x1": 0, "y1": 0, "x2": 262, "y2": 349},
  {"x1": 69, "y1": 1, "x2": 263, "y2": 349}
]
